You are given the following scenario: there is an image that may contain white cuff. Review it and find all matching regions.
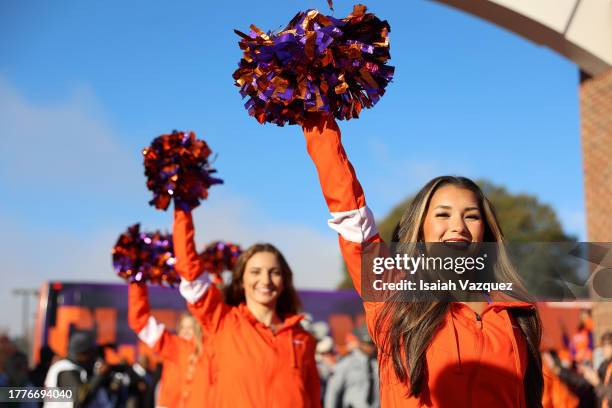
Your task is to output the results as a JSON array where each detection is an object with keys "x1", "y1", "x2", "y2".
[
  {"x1": 328, "y1": 206, "x2": 378, "y2": 243},
  {"x1": 179, "y1": 273, "x2": 211, "y2": 304},
  {"x1": 137, "y1": 316, "x2": 165, "y2": 348}
]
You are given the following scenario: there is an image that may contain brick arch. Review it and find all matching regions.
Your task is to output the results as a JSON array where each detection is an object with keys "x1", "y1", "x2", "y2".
[{"x1": 433, "y1": 0, "x2": 612, "y2": 75}]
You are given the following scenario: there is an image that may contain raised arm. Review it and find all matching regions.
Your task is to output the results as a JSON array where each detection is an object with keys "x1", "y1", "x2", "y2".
[
  {"x1": 173, "y1": 208, "x2": 230, "y2": 333},
  {"x1": 302, "y1": 115, "x2": 386, "y2": 335},
  {"x1": 128, "y1": 282, "x2": 184, "y2": 362},
  {"x1": 173, "y1": 209, "x2": 204, "y2": 281},
  {"x1": 302, "y1": 115, "x2": 385, "y2": 288}
]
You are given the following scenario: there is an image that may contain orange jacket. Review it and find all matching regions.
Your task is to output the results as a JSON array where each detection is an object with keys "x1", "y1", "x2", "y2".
[
  {"x1": 128, "y1": 283, "x2": 213, "y2": 408},
  {"x1": 541, "y1": 365, "x2": 579, "y2": 408},
  {"x1": 303, "y1": 116, "x2": 536, "y2": 407},
  {"x1": 173, "y1": 209, "x2": 321, "y2": 408}
]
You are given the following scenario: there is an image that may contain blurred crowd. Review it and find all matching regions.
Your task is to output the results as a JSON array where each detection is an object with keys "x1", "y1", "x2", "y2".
[
  {"x1": 0, "y1": 333, "x2": 160, "y2": 407},
  {"x1": 1, "y1": 309, "x2": 611, "y2": 408},
  {"x1": 541, "y1": 311, "x2": 612, "y2": 408}
]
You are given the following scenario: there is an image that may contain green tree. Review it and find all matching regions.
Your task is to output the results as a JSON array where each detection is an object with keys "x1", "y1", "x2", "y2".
[{"x1": 338, "y1": 179, "x2": 580, "y2": 294}]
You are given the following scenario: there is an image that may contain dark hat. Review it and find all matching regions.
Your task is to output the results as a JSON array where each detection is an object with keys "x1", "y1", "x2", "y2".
[
  {"x1": 353, "y1": 324, "x2": 373, "y2": 344},
  {"x1": 68, "y1": 332, "x2": 95, "y2": 355}
]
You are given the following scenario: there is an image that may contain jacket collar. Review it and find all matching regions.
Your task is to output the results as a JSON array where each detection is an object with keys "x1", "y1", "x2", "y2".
[{"x1": 237, "y1": 303, "x2": 304, "y2": 333}]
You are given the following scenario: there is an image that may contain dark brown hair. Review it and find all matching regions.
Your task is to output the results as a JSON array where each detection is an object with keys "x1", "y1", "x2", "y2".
[
  {"x1": 223, "y1": 243, "x2": 302, "y2": 317},
  {"x1": 376, "y1": 176, "x2": 543, "y2": 406}
]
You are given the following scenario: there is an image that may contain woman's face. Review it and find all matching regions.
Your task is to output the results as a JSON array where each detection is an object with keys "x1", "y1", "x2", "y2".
[
  {"x1": 242, "y1": 251, "x2": 284, "y2": 309},
  {"x1": 422, "y1": 185, "x2": 485, "y2": 243},
  {"x1": 178, "y1": 316, "x2": 195, "y2": 341}
]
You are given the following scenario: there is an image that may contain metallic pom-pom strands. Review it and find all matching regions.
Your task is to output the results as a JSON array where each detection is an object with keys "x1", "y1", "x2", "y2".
[
  {"x1": 200, "y1": 241, "x2": 243, "y2": 277},
  {"x1": 143, "y1": 130, "x2": 223, "y2": 212},
  {"x1": 233, "y1": 4, "x2": 394, "y2": 126},
  {"x1": 113, "y1": 224, "x2": 178, "y2": 286}
]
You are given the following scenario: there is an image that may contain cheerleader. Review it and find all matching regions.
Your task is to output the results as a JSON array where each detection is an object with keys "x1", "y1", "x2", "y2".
[
  {"x1": 301, "y1": 114, "x2": 543, "y2": 408},
  {"x1": 128, "y1": 282, "x2": 213, "y2": 407},
  {"x1": 173, "y1": 209, "x2": 321, "y2": 407}
]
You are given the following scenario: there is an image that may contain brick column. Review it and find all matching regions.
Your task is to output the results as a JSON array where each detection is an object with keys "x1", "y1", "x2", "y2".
[{"x1": 580, "y1": 68, "x2": 612, "y2": 340}]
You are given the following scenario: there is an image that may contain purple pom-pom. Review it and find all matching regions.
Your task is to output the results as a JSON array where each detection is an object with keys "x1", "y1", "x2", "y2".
[
  {"x1": 143, "y1": 130, "x2": 223, "y2": 211},
  {"x1": 233, "y1": 5, "x2": 394, "y2": 126},
  {"x1": 112, "y1": 224, "x2": 178, "y2": 286}
]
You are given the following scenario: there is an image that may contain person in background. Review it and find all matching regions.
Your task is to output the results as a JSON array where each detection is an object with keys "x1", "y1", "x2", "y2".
[
  {"x1": 324, "y1": 324, "x2": 379, "y2": 408},
  {"x1": 29, "y1": 346, "x2": 55, "y2": 388},
  {"x1": 124, "y1": 354, "x2": 155, "y2": 408},
  {"x1": 316, "y1": 336, "x2": 337, "y2": 406},
  {"x1": 571, "y1": 310, "x2": 594, "y2": 365},
  {"x1": 43, "y1": 332, "x2": 111, "y2": 407},
  {"x1": 541, "y1": 350, "x2": 584, "y2": 408},
  {"x1": 3, "y1": 351, "x2": 38, "y2": 408},
  {"x1": 580, "y1": 331, "x2": 612, "y2": 407},
  {"x1": 0, "y1": 334, "x2": 18, "y2": 384},
  {"x1": 128, "y1": 282, "x2": 212, "y2": 408}
]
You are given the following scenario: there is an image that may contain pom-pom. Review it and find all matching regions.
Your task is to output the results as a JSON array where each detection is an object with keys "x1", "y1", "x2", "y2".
[
  {"x1": 143, "y1": 130, "x2": 223, "y2": 211},
  {"x1": 112, "y1": 224, "x2": 178, "y2": 286},
  {"x1": 233, "y1": 4, "x2": 394, "y2": 126},
  {"x1": 200, "y1": 241, "x2": 243, "y2": 279}
]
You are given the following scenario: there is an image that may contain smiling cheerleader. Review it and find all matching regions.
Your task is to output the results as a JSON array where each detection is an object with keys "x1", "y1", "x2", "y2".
[
  {"x1": 173, "y1": 209, "x2": 321, "y2": 407},
  {"x1": 300, "y1": 114, "x2": 543, "y2": 408}
]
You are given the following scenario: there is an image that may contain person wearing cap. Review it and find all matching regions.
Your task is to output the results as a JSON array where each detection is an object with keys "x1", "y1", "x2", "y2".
[
  {"x1": 43, "y1": 332, "x2": 111, "y2": 407},
  {"x1": 324, "y1": 324, "x2": 379, "y2": 408}
]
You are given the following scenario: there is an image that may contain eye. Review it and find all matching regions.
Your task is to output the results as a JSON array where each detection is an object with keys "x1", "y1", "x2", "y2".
[
  {"x1": 435, "y1": 212, "x2": 450, "y2": 218},
  {"x1": 465, "y1": 213, "x2": 481, "y2": 220},
  {"x1": 249, "y1": 269, "x2": 260, "y2": 275},
  {"x1": 271, "y1": 269, "x2": 282, "y2": 277}
]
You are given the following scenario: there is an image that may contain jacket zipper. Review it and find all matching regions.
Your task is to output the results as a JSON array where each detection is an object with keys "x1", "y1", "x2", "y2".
[{"x1": 468, "y1": 312, "x2": 484, "y2": 407}]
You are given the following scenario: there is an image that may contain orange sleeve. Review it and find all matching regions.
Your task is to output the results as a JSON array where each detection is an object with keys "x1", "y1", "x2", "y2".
[
  {"x1": 129, "y1": 282, "x2": 178, "y2": 357},
  {"x1": 128, "y1": 282, "x2": 151, "y2": 333},
  {"x1": 173, "y1": 208, "x2": 203, "y2": 281},
  {"x1": 174, "y1": 206, "x2": 231, "y2": 334},
  {"x1": 153, "y1": 331, "x2": 188, "y2": 363},
  {"x1": 302, "y1": 116, "x2": 385, "y2": 336},
  {"x1": 184, "y1": 282, "x2": 231, "y2": 335},
  {"x1": 542, "y1": 366, "x2": 579, "y2": 408}
]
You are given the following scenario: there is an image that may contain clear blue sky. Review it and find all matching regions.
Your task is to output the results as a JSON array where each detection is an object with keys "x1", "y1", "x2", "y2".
[{"x1": 0, "y1": 1, "x2": 584, "y2": 335}]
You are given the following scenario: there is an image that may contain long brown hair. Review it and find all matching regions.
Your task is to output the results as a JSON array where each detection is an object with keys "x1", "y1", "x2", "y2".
[
  {"x1": 376, "y1": 176, "x2": 543, "y2": 406},
  {"x1": 223, "y1": 243, "x2": 302, "y2": 317}
]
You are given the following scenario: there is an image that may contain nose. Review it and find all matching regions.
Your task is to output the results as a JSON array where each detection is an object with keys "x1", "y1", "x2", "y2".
[
  {"x1": 260, "y1": 271, "x2": 271, "y2": 285},
  {"x1": 450, "y1": 216, "x2": 468, "y2": 234}
]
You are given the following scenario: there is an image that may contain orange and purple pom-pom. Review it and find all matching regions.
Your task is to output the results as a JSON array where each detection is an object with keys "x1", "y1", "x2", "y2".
[
  {"x1": 233, "y1": 4, "x2": 394, "y2": 126},
  {"x1": 200, "y1": 241, "x2": 243, "y2": 278},
  {"x1": 112, "y1": 224, "x2": 178, "y2": 286},
  {"x1": 143, "y1": 131, "x2": 223, "y2": 211}
]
